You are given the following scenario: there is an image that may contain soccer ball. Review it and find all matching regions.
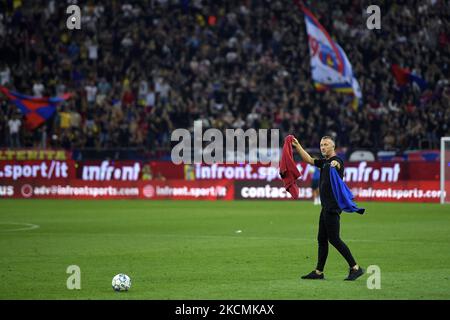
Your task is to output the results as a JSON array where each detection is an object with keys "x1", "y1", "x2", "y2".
[{"x1": 112, "y1": 274, "x2": 131, "y2": 292}]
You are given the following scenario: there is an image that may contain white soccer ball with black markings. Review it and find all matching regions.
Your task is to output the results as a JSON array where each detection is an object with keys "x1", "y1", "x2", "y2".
[{"x1": 112, "y1": 274, "x2": 131, "y2": 292}]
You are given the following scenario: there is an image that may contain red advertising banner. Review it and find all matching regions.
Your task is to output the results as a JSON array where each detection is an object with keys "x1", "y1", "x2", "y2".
[
  {"x1": 233, "y1": 180, "x2": 441, "y2": 203},
  {"x1": 0, "y1": 156, "x2": 441, "y2": 202},
  {"x1": 76, "y1": 160, "x2": 184, "y2": 181},
  {"x1": 234, "y1": 180, "x2": 313, "y2": 200},
  {"x1": 0, "y1": 179, "x2": 440, "y2": 202},
  {"x1": 349, "y1": 181, "x2": 441, "y2": 203},
  {"x1": 1, "y1": 160, "x2": 437, "y2": 183},
  {"x1": 0, "y1": 179, "x2": 234, "y2": 200},
  {"x1": 187, "y1": 162, "x2": 439, "y2": 183},
  {"x1": 0, "y1": 160, "x2": 77, "y2": 180}
]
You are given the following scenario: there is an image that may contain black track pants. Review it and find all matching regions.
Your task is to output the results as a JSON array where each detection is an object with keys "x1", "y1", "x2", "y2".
[{"x1": 315, "y1": 208, "x2": 357, "y2": 272}]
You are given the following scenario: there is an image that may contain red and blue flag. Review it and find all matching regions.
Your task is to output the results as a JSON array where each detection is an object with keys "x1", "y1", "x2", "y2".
[
  {"x1": 391, "y1": 64, "x2": 428, "y2": 91},
  {"x1": 0, "y1": 86, "x2": 71, "y2": 130},
  {"x1": 297, "y1": 2, "x2": 362, "y2": 110}
]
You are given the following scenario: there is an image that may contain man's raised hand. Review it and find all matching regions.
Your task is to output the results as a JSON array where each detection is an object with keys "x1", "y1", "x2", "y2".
[{"x1": 292, "y1": 137, "x2": 300, "y2": 149}]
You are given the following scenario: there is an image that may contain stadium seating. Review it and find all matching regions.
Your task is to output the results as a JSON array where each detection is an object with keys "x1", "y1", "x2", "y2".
[{"x1": 0, "y1": 1, "x2": 448, "y2": 158}]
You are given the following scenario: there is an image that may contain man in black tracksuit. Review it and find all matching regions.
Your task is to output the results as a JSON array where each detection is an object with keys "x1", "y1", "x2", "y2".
[{"x1": 292, "y1": 135, "x2": 364, "y2": 281}]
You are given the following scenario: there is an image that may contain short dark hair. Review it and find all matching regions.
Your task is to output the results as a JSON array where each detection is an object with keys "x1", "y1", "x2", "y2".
[
  {"x1": 321, "y1": 135, "x2": 336, "y2": 147},
  {"x1": 321, "y1": 135, "x2": 335, "y2": 142}
]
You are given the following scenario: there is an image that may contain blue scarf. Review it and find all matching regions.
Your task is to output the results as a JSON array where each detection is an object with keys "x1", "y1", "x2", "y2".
[{"x1": 330, "y1": 167, "x2": 365, "y2": 214}]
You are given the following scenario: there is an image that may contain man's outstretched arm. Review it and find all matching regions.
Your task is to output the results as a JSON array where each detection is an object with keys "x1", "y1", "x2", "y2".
[{"x1": 292, "y1": 137, "x2": 315, "y2": 165}]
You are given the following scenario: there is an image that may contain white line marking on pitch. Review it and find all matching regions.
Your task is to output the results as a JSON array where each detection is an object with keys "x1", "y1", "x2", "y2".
[{"x1": 0, "y1": 223, "x2": 40, "y2": 232}]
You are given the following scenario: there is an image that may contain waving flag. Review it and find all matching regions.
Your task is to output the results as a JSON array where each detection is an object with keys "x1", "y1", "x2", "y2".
[
  {"x1": 330, "y1": 167, "x2": 365, "y2": 214},
  {"x1": 391, "y1": 64, "x2": 427, "y2": 91},
  {"x1": 299, "y1": 4, "x2": 362, "y2": 110},
  {"x1": 0, "y1": 86, "x2": 72, "y2": 130}
]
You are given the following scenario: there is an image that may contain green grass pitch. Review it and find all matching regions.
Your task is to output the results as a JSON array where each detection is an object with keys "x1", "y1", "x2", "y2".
[{"x1": 0, "y1": 200, "x2": 449, "y2": 299}]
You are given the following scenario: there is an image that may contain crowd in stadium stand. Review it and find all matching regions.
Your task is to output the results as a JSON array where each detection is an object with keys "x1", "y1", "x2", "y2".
[{"x1": 0, "y1": 0, "x2": 449, "y2": 156}]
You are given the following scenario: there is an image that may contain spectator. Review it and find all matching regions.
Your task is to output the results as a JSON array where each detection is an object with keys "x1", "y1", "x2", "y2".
[
  {"x1": 141, "y1": 164, "x2": 153, "y2": 180},
  {"x1": 0, "y1": 63, "x2": 10, "y2": 85},
  {"x1": 7, "y1": 114, "x2": 21, "y2": 148},
  {"x1": 32, "y1": 80, "x2": 45, "y2": 97},
  {"x1": 84, "y1": 80, "x2": 98, "y2": 109},
  {"x1": 58, "y1": 106, "x2": 71, "y2": 131}
]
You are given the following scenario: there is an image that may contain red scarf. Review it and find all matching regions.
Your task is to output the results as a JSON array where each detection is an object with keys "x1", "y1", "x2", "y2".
[{"x1": 279, "y1": 135, "x2": 302, "y2": 199}]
